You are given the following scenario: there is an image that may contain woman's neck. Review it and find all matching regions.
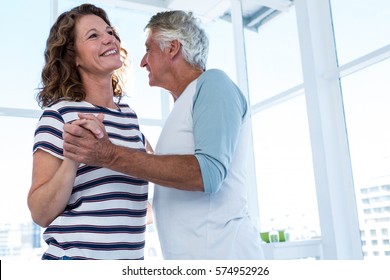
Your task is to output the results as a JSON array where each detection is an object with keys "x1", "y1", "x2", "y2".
[{"x1": 82, "y1": 74, "x2": 117, "y2": 109}]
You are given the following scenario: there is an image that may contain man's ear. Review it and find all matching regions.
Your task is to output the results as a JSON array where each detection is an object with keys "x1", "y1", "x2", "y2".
[{"x1": 168, "y1": 39, "x2": 181, "y2": 58}]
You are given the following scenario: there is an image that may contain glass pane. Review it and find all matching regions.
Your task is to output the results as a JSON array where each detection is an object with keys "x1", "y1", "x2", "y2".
[
  {"x1": 331, "y1": 0, "x2": 390, "y2": 65},
  {"x1": 0, "y1": 0, "x2": 51, "y2": 110},
  {"x1": 245, "y1": 7, "x2": 303, "y2": 105},
  {"x1": 341, "y1": 58, "x2": 390, "y2": 258},
  {"x1": 252, "y1": 95, "x2": 320, "y2": 241},
  {"x1": 0, "y1": 116, "x2": 44, "y2": 259},
  {"x1": 205, "y1": 18, "x2": 238, "y2": 83}
]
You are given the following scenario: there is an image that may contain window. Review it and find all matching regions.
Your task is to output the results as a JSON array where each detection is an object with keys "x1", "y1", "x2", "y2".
[
  {"x1": 243, "y1": 5, "x2": 318, "y2": 241},
  {"x1": 331, "y1": 0, "x2": 390, "y2": 65},
  {"x1": 251, "y1": 95, "x2": 319, "y2": 238},
  {"x1": 0, "y1": 0, "x2": 50, "y2": 110},
  {"x1": 362, "y1": 199, "x2": 370, "y2": 204},
  {"x1": 331, "y1": 0, "x2": 390, "y2": 259},
  {"x1": 340, "y1": 58, "x2": 390, "y2": 258},
  {"x1": 0, "y1": 0, "x2": 52, "y2": 260},
  {"x1": 245, "y1": 7, "x2": 303, "y2": 104}
]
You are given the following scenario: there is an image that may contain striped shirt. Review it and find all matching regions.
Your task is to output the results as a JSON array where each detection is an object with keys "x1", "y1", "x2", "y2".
[{"x1": 33, "y1": 100, "x2": 148, "y2": 260}]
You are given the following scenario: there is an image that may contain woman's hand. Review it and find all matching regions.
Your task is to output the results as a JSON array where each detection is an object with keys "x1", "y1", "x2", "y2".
[{"x1": 63, "y1": 113, "x2": 115, "y2": 167}]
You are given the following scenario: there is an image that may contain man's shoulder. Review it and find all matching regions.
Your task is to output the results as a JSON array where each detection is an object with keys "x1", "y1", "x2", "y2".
[
  {"x1": 197, "y1": 69, "x2": 233, "y2": 88},
  {"x1": 202, "y1": 68, "x2": 229, "y2": 79}
]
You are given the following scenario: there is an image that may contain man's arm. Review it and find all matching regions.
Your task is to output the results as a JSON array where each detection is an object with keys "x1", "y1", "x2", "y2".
[
  {"x1": 192, "y1": 69, "x2": 247, "y2": 193},
  {"x1": 63, "y1": 113, "x2": 204, "y2": 191}
]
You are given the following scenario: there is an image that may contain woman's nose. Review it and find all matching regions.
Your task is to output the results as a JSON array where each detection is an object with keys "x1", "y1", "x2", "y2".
[{"x1": 103, "y1": 34, "x2": 115, "y2": 45}]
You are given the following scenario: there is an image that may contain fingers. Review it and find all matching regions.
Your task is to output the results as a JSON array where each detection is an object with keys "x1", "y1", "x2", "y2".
[
  {"x1": 74, "y1": 113, "x2": 105, "y2": 139},
  {"x1": 63, "y1": 124, "x2": 97, "y2": 163},
  {"x1": 62, "y1": 113, "x2": 107, "y2": 164},
  {"x1": 63, "y1": 123, "x2": 90, "y2": 148},
  {"x1": 78, "y1": 112, "x2": 104, "y2": 121},
  {"x1": 97, "y1": 113, "x2": 104, "y2": 122},
  {"x1": 62, "y1": 144, "x2": 80, "y2": 163},
  {"x1": 63, "y1": 122, "x2": 87, "y2": 138},
  {"x1": 62, "y1": 132, "x2": 81, "y2": 163}
]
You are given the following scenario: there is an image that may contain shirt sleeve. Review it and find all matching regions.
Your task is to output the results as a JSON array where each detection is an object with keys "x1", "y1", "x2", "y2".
[
  {"x1": 33, "y1": 109, "x2": 65, "y2": 159},
  {"x1": 193, "y1": 69, "x2": 247, "y2": 193}
]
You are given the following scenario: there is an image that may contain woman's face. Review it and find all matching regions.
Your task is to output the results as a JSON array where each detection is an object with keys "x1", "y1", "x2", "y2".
[{"x1": 74, "y1": 14, "x2": 122, "y2": 78}]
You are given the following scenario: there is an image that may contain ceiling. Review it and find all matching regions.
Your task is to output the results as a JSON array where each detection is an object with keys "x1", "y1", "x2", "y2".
[{"x1": 95, "y1": 0, "x2": 294, "y2": 31}]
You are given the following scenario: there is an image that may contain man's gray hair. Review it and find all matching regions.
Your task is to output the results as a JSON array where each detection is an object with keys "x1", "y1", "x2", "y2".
[{"x1": 145, "y1": 10, "x2": 209, "y2": 70}]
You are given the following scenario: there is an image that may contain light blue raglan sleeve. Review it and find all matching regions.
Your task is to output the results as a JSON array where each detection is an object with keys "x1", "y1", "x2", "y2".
[{"x1": 193, "y1": 69, "x2": 247, "y2": 193}]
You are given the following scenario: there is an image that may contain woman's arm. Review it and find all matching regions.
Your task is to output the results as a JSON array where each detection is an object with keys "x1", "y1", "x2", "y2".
[{"x1": 27, "y1": 150, "x2": 78, "y2": 227}]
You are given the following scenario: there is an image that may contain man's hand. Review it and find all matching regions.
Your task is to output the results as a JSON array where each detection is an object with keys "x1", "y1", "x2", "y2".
[
  {"x1": 63, "y1": 113, "x2": 114, "y2": 167},
  {"x1": 64, "y1": 113, "x2": 204, "y2": 192}
]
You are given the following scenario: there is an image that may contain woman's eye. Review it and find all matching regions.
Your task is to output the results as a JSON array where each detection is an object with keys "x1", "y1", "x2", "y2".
[
  {"x1": 107, "y1": 30, "x2": 114, "y2": 36},
  {"x1": 88, "y1": 33, "x2": 98, "y2": 39}
]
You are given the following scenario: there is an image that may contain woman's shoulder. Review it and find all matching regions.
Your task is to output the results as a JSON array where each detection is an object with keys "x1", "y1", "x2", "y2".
[{"x1": 46, "y1": 100, "x2": 92, "y2": 110}]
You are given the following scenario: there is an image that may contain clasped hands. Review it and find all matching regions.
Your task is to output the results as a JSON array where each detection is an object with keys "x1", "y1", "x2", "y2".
[{"x1": 63, "y1": 112, "x2": 113, "y2": 166}]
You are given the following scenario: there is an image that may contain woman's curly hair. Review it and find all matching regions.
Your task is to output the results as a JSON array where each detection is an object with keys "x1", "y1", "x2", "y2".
[{"x1": 36, "y1": 4, "x2": 129, "y2": 108}]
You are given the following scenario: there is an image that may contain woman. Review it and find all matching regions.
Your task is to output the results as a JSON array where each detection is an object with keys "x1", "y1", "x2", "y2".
[{"x1": 27, "y1": 4, "x2": 150, "y2": 260}]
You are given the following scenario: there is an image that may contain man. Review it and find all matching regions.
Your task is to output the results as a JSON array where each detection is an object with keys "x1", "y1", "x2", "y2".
[{"x1": 63, "y1": 10, "x2": 263, "y2": 260}]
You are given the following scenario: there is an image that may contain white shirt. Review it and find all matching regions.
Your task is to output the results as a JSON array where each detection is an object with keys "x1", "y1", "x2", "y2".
[{"x1": 153, "y1": 69, "x2": 264, "y2": 259}]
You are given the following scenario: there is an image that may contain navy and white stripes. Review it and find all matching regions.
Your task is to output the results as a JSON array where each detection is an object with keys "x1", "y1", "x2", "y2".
[{"x1": 33, "y1": 100, "x2": 148, "y2": 260}]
